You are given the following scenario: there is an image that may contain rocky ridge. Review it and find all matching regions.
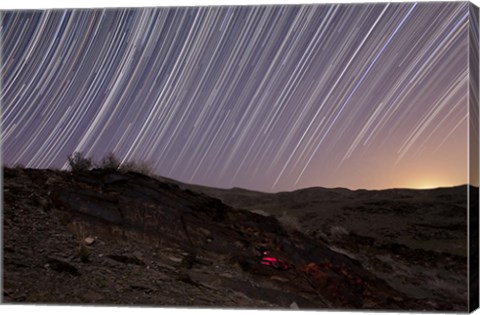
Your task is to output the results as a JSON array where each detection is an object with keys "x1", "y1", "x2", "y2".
[{"x1": 2, "y1": 167, "x2": 467, "y2": 310}]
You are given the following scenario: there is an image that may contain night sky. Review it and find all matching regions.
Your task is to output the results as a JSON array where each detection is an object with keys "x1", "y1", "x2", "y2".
[{"x1": 1, "y1": 2, "x2": 472, "y2": 192}]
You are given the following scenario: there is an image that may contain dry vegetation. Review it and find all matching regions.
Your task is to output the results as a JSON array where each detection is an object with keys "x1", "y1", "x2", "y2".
[{"x1": 67, "y1": 152, "x2": 153, "y2": 176}]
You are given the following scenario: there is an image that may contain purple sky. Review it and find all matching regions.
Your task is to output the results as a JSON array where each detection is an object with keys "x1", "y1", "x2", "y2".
[{"x1": 1, "y1": 2, "x2": 474, "y2": 192}]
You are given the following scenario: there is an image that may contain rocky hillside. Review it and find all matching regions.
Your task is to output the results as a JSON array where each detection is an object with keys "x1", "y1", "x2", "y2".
[
  {"x1": 2, "y1": 167, "x2": 469, "y2": 310},
  {"x1": 167, "y1": 180, "x2": 473, "y2": 311}
]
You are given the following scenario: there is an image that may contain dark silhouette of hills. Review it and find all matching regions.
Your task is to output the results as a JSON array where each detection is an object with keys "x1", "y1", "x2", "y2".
[{"x1": 3, "y1": 167, "x2": 471, "y2": 310}]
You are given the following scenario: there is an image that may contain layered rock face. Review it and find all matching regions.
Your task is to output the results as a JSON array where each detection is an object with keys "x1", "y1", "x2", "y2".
[{"x1": 2, "y1": 167, "x2": 466, "y2": 310}]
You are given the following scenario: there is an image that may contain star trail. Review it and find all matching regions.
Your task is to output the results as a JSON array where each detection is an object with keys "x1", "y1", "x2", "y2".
[{"x1": 0, "y1": 2, "x2": 472, "y2": 192}]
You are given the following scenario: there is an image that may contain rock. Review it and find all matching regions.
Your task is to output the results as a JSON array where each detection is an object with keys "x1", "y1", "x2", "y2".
[
  {"x1": 270, "y1": 275, "x2": 289, "y2": 282},
  {"x1": 106, "y1": 254, "x2": 145, "y2": 266},
  {"x1": 168, "y1": 256, "x2": 183, "y2": 263},
  {"x1": 47, "y1": 257, "x2": 80, "y2": 276},
  {"x1": 84, "y1": 236, "x2": 95, "y2": 245},
  {"x1": 130, "y1": 284, "x2": 154, "y2": 293},
  {"x1": 191, "y1": 256, "x2": 212, "y2": 266},
  {"x1": 290, "y1": 301, "x2": 299, "y2": 309},
  {"x1": 219, "y1": 272, "x2": 233, "y2": 278}
]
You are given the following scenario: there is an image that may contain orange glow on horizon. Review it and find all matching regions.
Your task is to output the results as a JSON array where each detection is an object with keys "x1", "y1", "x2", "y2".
[
  {"x1": 396, "y1": 175, "x2": 465, "y2": 190},
  {"x1": 408, "y1": 182, "x2": 447, "y2": 189}
]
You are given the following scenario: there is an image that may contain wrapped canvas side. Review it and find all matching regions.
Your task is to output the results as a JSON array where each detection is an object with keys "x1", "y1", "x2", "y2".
[{"x1": 469, "y1": 2, "x2": 480, "y2": 312}]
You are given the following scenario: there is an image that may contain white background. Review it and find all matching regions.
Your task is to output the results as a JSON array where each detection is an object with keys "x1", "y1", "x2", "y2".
[{"x1": 0, "y1": 0, "x2": 479, "y2": 315}]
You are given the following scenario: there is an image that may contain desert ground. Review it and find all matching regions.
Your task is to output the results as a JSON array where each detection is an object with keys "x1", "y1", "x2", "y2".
[{"x1": 3, "y1": 167, "x2": 475, "y2": 311}]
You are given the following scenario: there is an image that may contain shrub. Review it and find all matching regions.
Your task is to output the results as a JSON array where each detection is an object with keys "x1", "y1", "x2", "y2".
[
  {"x1": 78, "y1": 242, "x2": 90, "y2": 263},
  {"x1": 67, "y1": 152, "x2": 92, "y2": 172},
  {"x1": 119, "y1": 160, "x2": 153, "y2": 176},
  {"x1": 99, "y1": 152, "x2": 120, "y2": 170},
  {"x1": 12, "y1": 163, "x2": 25, "y2": 169},
  {"x1": 72, "y1": 223, "x2": 91, "y2": 263}
]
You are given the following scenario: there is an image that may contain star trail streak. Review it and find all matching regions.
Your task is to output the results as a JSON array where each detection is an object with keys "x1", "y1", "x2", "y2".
[{"x1": 0, "y1": 2, "x2": 471, "y2": 192}]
